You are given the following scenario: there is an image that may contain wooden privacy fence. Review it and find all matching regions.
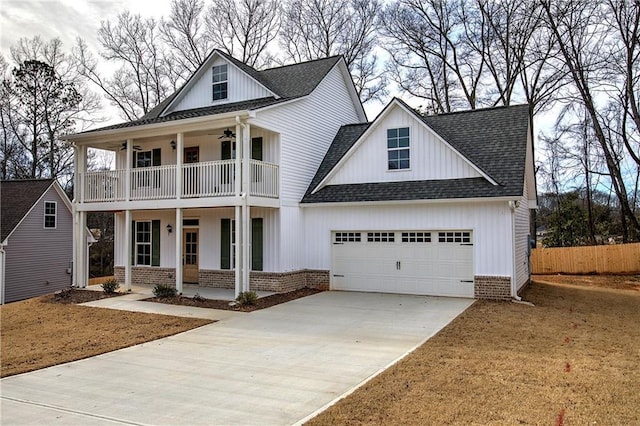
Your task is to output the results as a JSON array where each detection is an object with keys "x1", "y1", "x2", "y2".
[
  {"x1": 531, "y1": 243, "x2": 640, "y2": 275},
  {"x1": 88, "y1": 276, "x2": 115, "y2": 286}
]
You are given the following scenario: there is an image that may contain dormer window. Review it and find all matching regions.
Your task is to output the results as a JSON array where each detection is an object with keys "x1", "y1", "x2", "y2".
[{"x1": 212, "y1": 64, "x2": 228, "y2": 101}]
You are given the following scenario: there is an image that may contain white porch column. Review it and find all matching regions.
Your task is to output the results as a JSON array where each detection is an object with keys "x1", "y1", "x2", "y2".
[
  {"x1": 176, "y1": 133, "x2": 183, "y2": 199},
  {"x1": 175, "y1": 208, "x2": 183, "y2": 294},
  {"x1": 124, "y1": 209, "x2": 132, "y2": 291},
  {"x1": 75, "y1": 211, "x2": 87, "y2": 288},
  {"x1": 125, "y1": 139, "x2": 133, "y2": 201},
  {"x1": 72, "y1": 211, "x2": 80, "y2": 287},
  {"x1": 241, "y1": 123, "x2": 251, "y2": 292},
  {"x1": 234, "y1": 205, "x2": 242, "y2": 298}
]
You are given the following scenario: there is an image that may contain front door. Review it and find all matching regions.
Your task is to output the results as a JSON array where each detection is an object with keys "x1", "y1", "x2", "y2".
[{"x1": 183, "y1": 228, "x2": 199, "y2": 283}]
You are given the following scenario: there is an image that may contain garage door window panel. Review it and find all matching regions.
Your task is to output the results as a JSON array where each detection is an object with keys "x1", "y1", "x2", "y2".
[
  {"x1": 401, "y1": 232, "x2": 431, "y2": 242},
  {"x1": 438, "y1": 231, "x2": 471, "y2": 243},
  {"x1": 335, "y1": 232, "x2": 361, "y2": 243},
  {"x1": 367, "y1": 232, "x2": 395, "y2": 242}
]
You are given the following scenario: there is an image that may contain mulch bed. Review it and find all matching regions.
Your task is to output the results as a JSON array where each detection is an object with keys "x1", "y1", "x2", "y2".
[
  {"x1": 143, "y1": 287, "x2": 323, "y2": 312},
  {"x1": 45, "y1": 288, "x2": 126, "y2": 304}
]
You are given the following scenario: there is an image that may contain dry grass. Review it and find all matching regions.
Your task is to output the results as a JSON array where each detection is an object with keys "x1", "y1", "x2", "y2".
[
  {"x1": 308, "y1": 277, "x2": 640, "y2": 425},
  {"x1": 0, "y1": 296, "x2": 212, "y2": 378}
]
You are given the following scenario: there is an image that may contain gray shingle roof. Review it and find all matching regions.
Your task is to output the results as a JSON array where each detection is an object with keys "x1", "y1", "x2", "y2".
[
  {"x1": 302, "y1": 103, "x2": 531, "y2": 204},
  {"x1": 81, "y1": 97, "x2": 284, "y2": 133},
  {"x1": 82, "y1": 51, "x2": 342, "y2": 134},
  {"x1": 1, "y1": 179, "x2": 54, "y2": 241}
]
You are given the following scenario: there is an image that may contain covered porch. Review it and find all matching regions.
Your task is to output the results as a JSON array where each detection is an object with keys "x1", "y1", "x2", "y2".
[{"x1": 69, "y1": 113, "x2": 279, "y2": 297}]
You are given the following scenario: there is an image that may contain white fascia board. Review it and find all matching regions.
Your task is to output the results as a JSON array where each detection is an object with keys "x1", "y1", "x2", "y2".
[
  {"x1": 335, "y1": 60, "x2": 367, "y2": 122},
  {"x1": 65, "y1": 111, "x2": 250, "y2": 144},
  {"x1": 300, "y1": 196, "x2": 518, "y2": 208},
  {"x1": 162, "y1": 51, "x2": 278, "y2": 116}
]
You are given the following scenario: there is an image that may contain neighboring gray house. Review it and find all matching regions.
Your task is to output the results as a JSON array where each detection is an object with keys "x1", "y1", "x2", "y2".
[{"x1": 1, "y1": 179, "x2": 80, "y2": 304}]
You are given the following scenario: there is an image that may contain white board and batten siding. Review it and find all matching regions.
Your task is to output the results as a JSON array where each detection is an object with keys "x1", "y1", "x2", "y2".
[
  {"x1": 114, "y1": 207, "x2": 279, "y2": 272},
  {"x1": 167, "y1": 57, "x2": 273, "y2": 114},
  {"x1": 303, "y1": 202, "x2": 514, "y2": 279},
  {"x1": 327, "y1": 105, "x2": 482, "y2": 186},
  {"x1": 3, "y1": 187, "x2": 73, "y2": 303},
  {"x1": 253, "y1": 64, "x2": 363, "y2": 271}
]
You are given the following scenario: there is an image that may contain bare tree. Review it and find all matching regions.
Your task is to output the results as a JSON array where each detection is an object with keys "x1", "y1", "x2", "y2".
[
  {"x1": 75, "y1": 12, "x2": 175, "y2": 120},
  {"x1": 161, "y1": 0, "x2": 214, "y2": 81},
  {"x1": 206, "y1": 0, "x2": 281, "y2": 68},
  {"x1": 540, "y1": 0, "x2": 640, "y2": 241},
  {"x1": 280, "y1": 0, "x2": 386, "y2": 103}
]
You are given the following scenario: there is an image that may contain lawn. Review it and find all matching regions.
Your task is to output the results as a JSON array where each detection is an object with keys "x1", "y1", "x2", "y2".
[
  {"x1": 0, "y1": 294, "x2": 212, "y2": 378},
  {"x1": 308, "y1": 276, "x2": 640, "y2": 425}
]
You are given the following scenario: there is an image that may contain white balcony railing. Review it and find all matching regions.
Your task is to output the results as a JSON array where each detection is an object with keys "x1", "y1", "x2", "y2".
[{"x1": 80, "y1": 160, "x2": 278, "y2": 203}]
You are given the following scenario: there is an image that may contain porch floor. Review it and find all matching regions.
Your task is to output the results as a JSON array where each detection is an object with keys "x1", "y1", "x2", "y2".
[{"x1": 85, "y1": 284, "x2": 275, "y2": 301}]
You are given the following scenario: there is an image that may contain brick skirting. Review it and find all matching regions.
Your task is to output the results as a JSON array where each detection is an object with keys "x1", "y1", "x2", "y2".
[
  {"x1": 114, "y1": 267, "x2": 329, "y2": 293},
  {"x1": 474, "y1": 275, "x2": 512, "y2": 300}
]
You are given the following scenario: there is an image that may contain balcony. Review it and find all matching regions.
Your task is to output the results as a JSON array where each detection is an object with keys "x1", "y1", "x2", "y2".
[{"x1": 80, "y1": 160, "x2": 278, "y2": 203}]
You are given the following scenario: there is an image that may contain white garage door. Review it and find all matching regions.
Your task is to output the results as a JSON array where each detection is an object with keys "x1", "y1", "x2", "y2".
[{"x1": 331, "y1": 230, "x2": 474, "y2": 298}]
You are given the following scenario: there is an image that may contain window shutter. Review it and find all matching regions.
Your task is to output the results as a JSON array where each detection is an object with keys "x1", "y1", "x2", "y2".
[
  {"x1": 251, "y1": 137, "x2": 263, "y2": 161},
  {"x1": 131, "y1": 220, "x2": 136, "y2": 265},
  {"x1": 221, "y1": 141, "x2": 231, "y2": 160},
  {"x1": 152, "y1": 148, "x2": 161, "y2": 166},
  {"x1": 251, "y1": 218, "x2": 263, "y2": 271},
  {"x1": 221, "y1": 218, "x2": 231, "y2": 269},
  {"x1": 152, "y1": 220, "x2": 160, "y2": 266}
]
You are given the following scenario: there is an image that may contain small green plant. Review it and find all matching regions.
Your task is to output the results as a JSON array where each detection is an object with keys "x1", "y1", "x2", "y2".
[
  {"x1": 235, "y1": 291, "x2": 258, "y2": 306},
  {"x1": 153, "y1": 284, "x2": 177, "y2": 298},
  {"x1": 101, "y1": 279, "x2": 120, "y2": 294}
]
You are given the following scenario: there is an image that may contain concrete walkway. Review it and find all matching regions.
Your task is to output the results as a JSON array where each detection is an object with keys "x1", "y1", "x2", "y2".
[{"x1": 1, "y1": 292, "x2": 473, "y2": 425}]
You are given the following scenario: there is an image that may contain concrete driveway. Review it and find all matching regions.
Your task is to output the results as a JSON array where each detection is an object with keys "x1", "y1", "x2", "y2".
[{"x1": 1, "y1": 291, "x2": 473, "y2": 425}]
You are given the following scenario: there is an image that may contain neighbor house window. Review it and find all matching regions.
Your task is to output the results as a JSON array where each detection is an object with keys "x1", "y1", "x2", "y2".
[
  {"x1": 387, "y1": 127, "x2": 410, "y2": 170},
  {"x1": 135, "y1": 221, "x2": 152, "y2": 266},
  {"x1": 212, "y1": 64, "x2": 228, "y2": 101},
  {"x1": 44, "y1": 201, "x2": 56, "y2": 229}
]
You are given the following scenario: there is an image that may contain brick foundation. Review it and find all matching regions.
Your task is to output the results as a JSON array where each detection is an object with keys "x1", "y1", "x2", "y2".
[
  {"x1": 114, "y1": 266, "x2": 176, "y2": 287},
  {"x1": 114, "y1": 267, "x2": 329, "y2": 293},
  {"x1": 474, "y1": 275, "x2": 512, "y2": 300}
]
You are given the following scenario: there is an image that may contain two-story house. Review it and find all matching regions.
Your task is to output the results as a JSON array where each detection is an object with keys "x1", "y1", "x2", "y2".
[{"x1": 66, "y1": 49, "x2": 535, "y2": 300}]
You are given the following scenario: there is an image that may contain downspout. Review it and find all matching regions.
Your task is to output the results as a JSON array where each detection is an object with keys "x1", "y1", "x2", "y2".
[
  {"x1": 0, "y1": 241, "x2": 6, "y2": 305},
  {"x1": 509, "y1": 200, "x2": 522, "y2": 301}
]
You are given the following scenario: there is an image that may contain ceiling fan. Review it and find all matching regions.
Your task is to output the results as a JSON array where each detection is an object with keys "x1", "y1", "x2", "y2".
[
  {"x1": 218, "y1": 128, "x2": 236, "y2": 139},
  {"x1": 110, "y1": 141, "x2": 142, "y2": 151}
]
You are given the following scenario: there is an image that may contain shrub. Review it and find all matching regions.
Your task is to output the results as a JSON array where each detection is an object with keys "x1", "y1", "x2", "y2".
[
  {"x1": 192, "y1": 292, "x2": 205, "y2": 302},
  {"x1": 153, "y1": 284, "x2": 177, "y2": 298},
  {"x1": 54, "y1": 287, "x2": 74, "y2": 300},
  {"x1": 101, "y1": 279, "x2": 120, "y2": 294},
  {"x1": 235, "y1": 291, "x2": 258, "y2": 306}
]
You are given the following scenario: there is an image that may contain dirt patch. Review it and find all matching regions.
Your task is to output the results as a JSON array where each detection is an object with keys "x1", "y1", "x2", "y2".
[
  {"x1": 46, "y1": 288, "x2": 126, "y2": 304},
  {"x1": 143, "y1": 288, "x2": 323, "y2": 312},
  {"x1": 1, "y1": 295, "x2": 212, "y2": 378},
  {"x1": 308, "y1": 277, "x2": 640, "y2": 425},
  {"x1": 534, "y1": 273, "x2": 640, "y2": 291}
]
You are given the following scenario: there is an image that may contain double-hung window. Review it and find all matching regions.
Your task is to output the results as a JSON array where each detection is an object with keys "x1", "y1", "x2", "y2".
[
  {"x1": 212, "y1": 64, "x2": 228, "y2": 101},
  {"x1": 135, "y1": 221, "x2": 152, "y2": 266},
  {"x1": 44, "y1": 201, "x2": 56, "y2": 229},
  {"x1": 387, "y1": 127, "x2": 410, "y2": 170}
]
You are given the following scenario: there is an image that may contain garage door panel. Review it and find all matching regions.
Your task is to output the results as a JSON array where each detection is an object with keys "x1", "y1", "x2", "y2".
[{"x1": 331, "y1": 230, "x2": 474, "y2": 298}]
